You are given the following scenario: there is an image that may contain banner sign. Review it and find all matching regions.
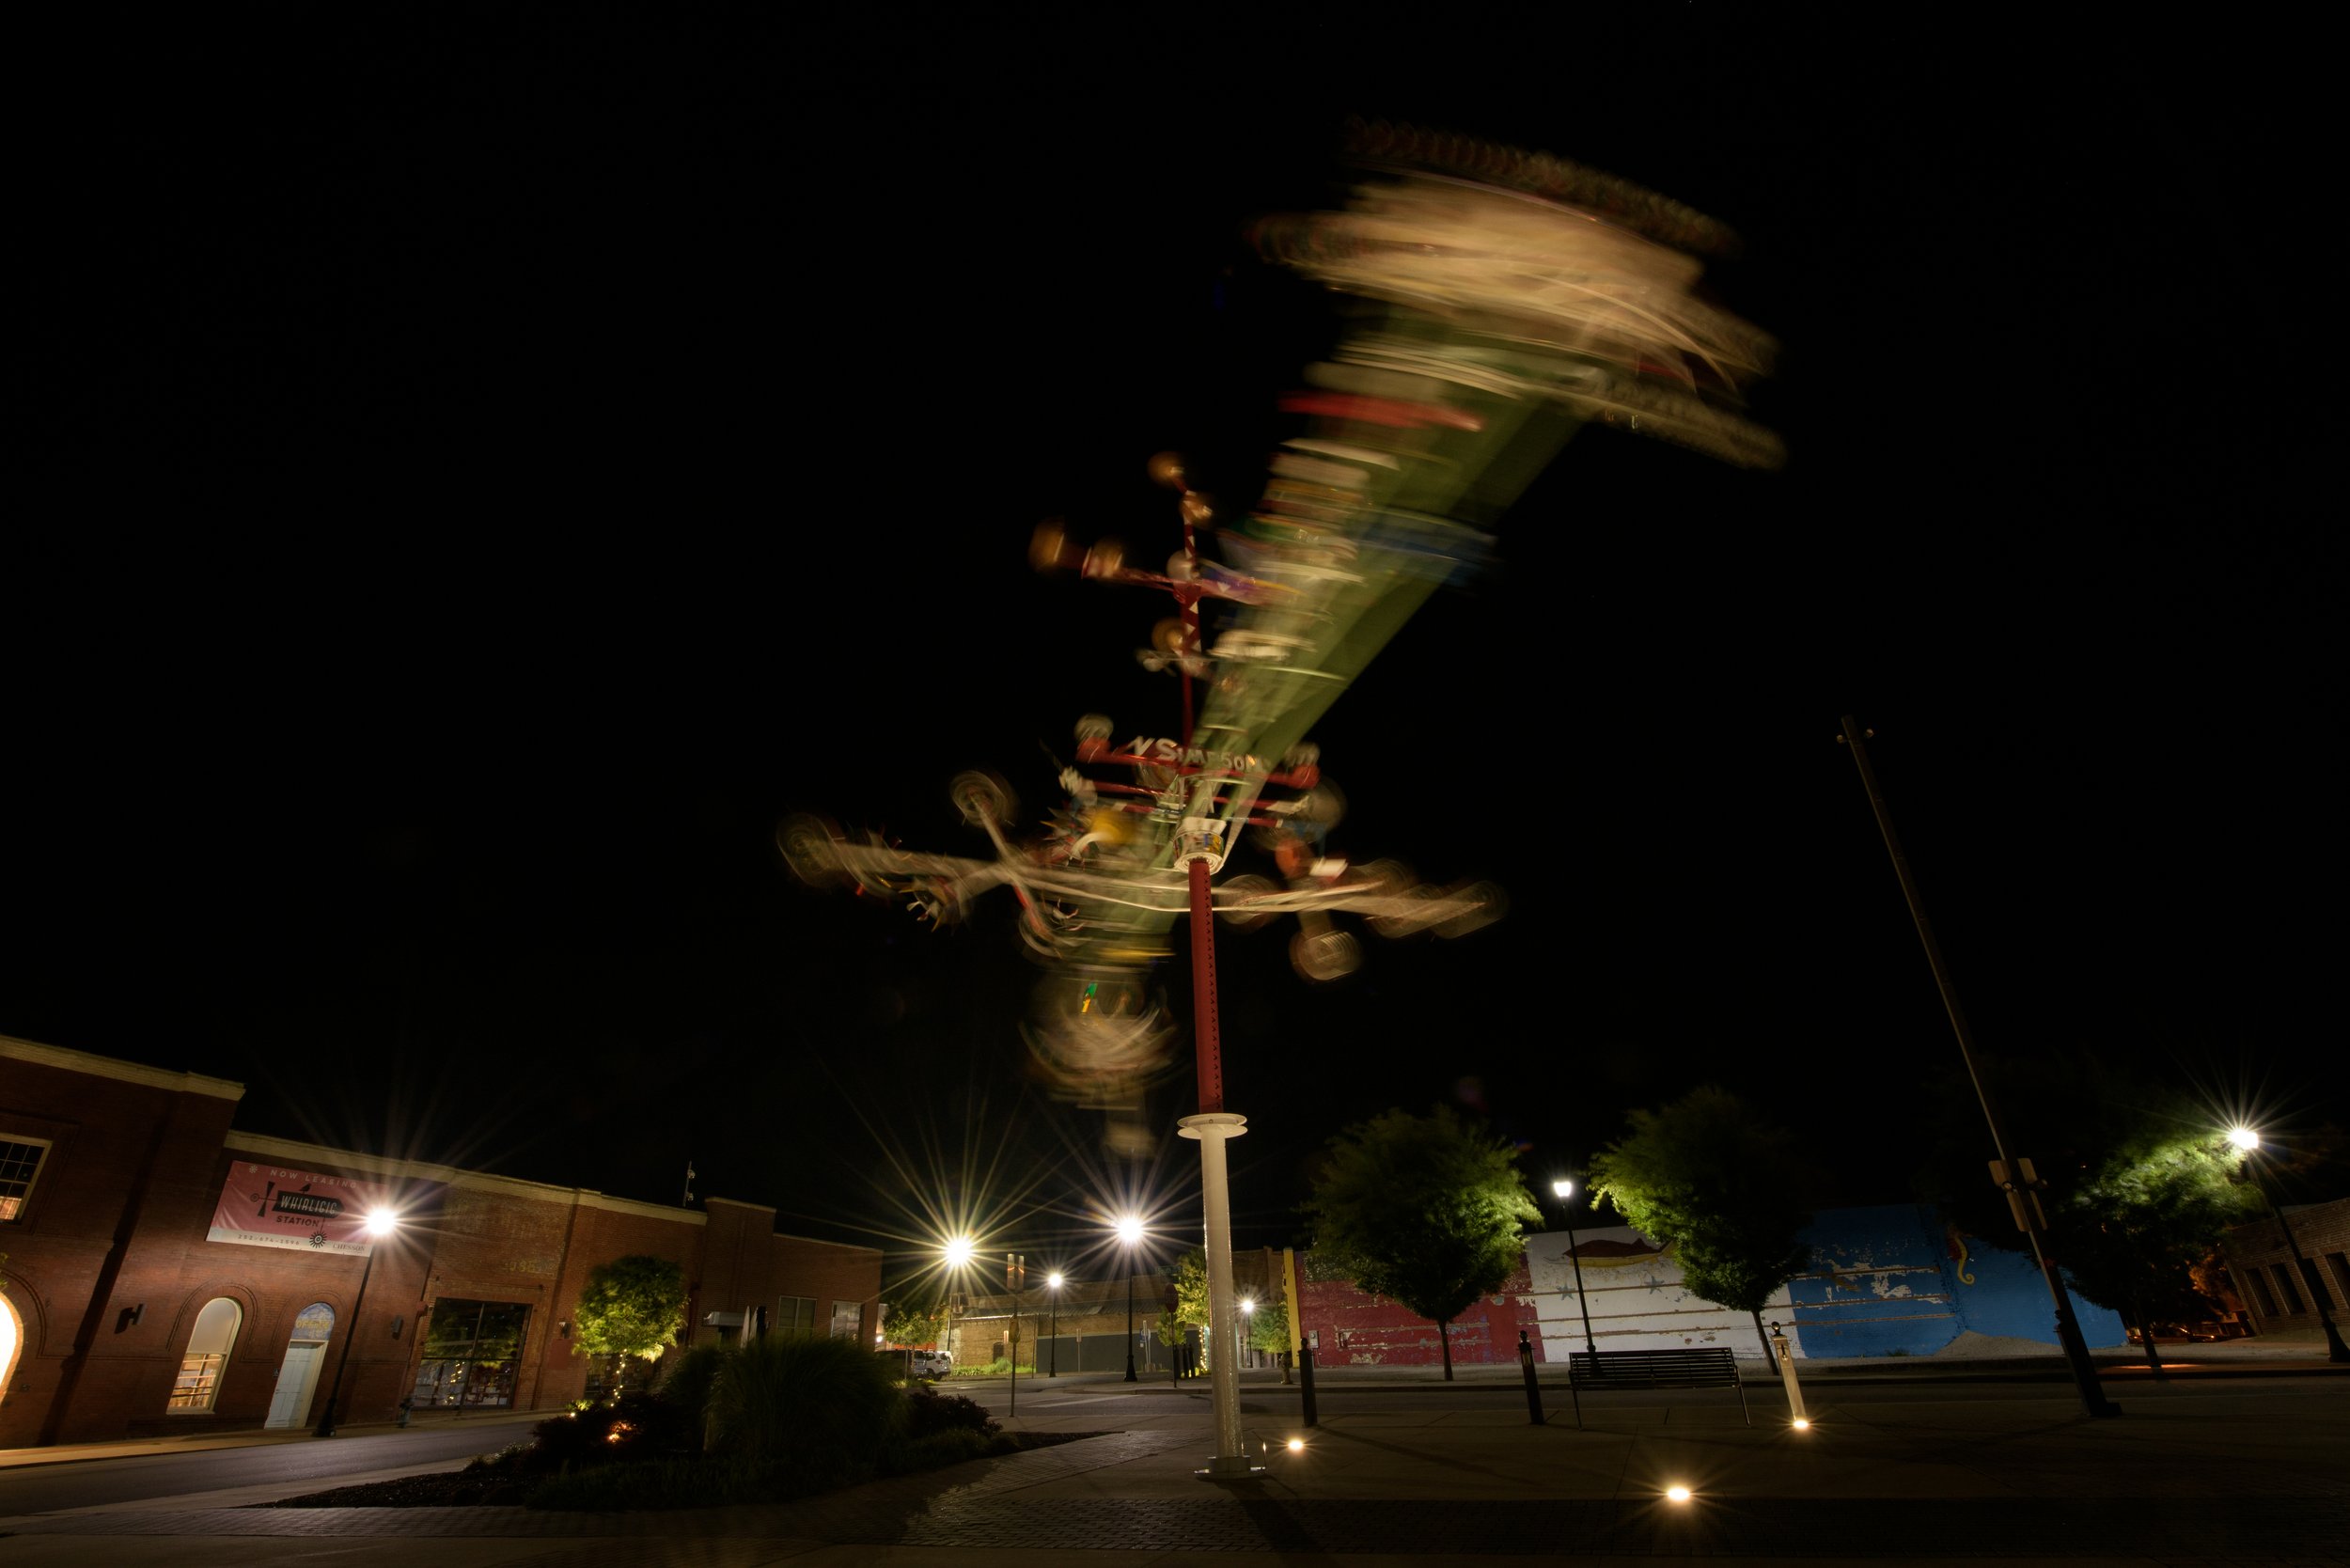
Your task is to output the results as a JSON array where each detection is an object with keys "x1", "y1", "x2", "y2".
[{"x1": 209, "y1": 1160, "x2": 388, "y2": 1255}]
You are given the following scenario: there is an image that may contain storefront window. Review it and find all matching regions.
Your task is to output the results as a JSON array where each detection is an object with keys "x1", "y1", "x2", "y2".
[{"x1": 169, "y1": 1297, "x2": 243, "y2": 1411}]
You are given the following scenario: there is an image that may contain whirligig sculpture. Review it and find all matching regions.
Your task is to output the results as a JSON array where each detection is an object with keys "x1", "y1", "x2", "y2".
[{"x1": 782, "y1": 121, "x2": 1778, "y2": 1474}]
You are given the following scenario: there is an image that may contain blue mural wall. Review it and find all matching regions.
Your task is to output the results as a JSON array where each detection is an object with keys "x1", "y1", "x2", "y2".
[{"x1": 1787, "y1": 1205, "x2": 2125, "y2": 1357}]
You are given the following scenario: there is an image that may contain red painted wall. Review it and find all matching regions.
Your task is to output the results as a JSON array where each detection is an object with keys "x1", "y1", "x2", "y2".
[{"x1": 1297, "y1": 1256, "x2": 1546, "y2": 1368}]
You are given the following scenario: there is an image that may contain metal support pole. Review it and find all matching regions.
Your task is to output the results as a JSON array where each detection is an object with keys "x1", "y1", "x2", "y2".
[
  {"x1": 1838, "y1": 716, "x2": 2119, "y2": 1418},
  {"x1": 1124, "y1": 1269, "x2": 1136, "y2": 1382},
  {"x1": 1182, "y1": 1110, "x2": 1255, "y2": 1476},
  {"x1": 1516, "y1": 1328, "x2": 1544, "y2": 1425},
  {"x1": 314, "y1": 1247, "x2": 380, "y2": 1437},
  {"x1": 1048, "y1": 1287, "x2": 1059, "y2": 1376},
  {"x1": 1564, "y1": 1220, "x2": 1597, "y2": 1356},
  {"x1": 1298, "y1": 1345, "x2": 1319, "y2": 1427}
]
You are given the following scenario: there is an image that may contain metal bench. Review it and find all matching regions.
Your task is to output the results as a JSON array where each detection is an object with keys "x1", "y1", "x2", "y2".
[{"x1": 1564, "y1": 1347, "x2": 1748, "y2": 1428}]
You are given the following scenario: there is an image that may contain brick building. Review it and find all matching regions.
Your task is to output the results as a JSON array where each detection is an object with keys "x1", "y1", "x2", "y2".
[
  {"x1": 2219, "y1": 1198, "x2": 2350, "y2": 1340},
  {"x1": 0, "y1": 1035, "x2": 881, "y2": 1447}
]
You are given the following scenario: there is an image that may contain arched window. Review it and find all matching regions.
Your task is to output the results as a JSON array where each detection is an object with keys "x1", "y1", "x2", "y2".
[{"x1": 169, "y1": 1297, "x2": 243, "y2": 1412}]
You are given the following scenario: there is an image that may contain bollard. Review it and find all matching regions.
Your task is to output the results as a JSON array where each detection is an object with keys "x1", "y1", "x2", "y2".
[
  {"x1": 1770, "y1": 1321, "x2": 1808, "y2": 1423},
  {"x1": 1298, "y1": 1346, "x2": 1319, "y2": 1428},
  {"x1": 1516, "y1": 1329, "x2": 1544, "y2": 1425}
]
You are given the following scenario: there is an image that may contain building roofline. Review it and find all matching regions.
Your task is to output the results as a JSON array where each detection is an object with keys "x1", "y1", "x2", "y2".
[
  {"x1": 1, "y1": 1034, "x2": 245, "y2": 1101},
  {"x1": 222, "y1": 1131, "x2": 706, "y2": 1225}
]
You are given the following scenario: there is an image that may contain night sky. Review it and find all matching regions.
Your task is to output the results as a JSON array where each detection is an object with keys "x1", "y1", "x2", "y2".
[{"x1": 10, "y1": 13, "x2": 2338, "y2": 1282}]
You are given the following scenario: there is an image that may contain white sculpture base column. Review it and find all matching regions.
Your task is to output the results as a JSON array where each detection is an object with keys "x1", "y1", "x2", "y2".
[{"x1": 1179, "y1": 1110, "x2": 1262, "y2": 1479}]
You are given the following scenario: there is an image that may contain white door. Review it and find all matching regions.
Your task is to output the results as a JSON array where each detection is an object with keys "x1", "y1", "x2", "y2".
[{"x1": 265, "y1": 1303, "x2": 335, "y2": 1429}]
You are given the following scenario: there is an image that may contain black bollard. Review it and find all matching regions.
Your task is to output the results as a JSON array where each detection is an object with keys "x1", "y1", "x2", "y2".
[
  {"x1": 1516, "y1": 1329, "x2": 1544, "y2": 1425},
  {"x1": 1298, "y1": 1345, "x2": 1319, "y2": 1428}
]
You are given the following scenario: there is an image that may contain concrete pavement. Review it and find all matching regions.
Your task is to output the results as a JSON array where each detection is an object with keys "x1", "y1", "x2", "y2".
[{"x1": 2, "y1": 1355, "x2": 2345, "y2": 1565}]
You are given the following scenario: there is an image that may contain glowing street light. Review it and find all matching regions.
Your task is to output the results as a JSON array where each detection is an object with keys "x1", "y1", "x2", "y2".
[
  {"x1": 315, "y1": 1207, "x2": 400, "y2": 1437},
  {"x1": 1115, "y1": 1215, "x2": 1143, "y2": 1383},
  {"x1": 1666, "y1": 1484, "x2": 1693, "y2": 1504},
  {"x1": 2227, "y1": 1128, "x2": 2349, "y2": 1363},
  {"x1": 943, "y1": 1235, "x2": 975, "y2": 1269},
  {"x1": 1239, "y1": 1295, "x2": 1256, "y2": 1372}
]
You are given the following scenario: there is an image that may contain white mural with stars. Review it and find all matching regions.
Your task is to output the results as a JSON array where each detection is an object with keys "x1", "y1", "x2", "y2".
[{"x1": 1524, "y1": 1227, "x2": 1802, "y2": 1359}]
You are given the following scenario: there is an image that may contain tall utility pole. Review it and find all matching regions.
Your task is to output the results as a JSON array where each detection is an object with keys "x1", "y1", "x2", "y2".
[{"x1": 1837, "y1": 716, "x2": 2119, "y2": 1419}]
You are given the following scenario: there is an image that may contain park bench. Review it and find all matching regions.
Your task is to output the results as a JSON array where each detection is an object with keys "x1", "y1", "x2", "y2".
[{"x1": 1564, "y1": 1347, "x2": 1748, "y2": 1428}]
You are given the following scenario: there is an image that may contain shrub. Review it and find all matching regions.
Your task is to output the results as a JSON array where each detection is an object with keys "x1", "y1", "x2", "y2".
[
  {"x1": 881, "y1": 1427, "x2": 993, "y2": 1475},
  {"x1": 655, "y1": 1342, "x2": 728, "y2": 1435},
  {"x1": 903, "y1": 1386, "x2": 999, "y2": 1441},
  {"x1": 702, "y1": 1334, "x2": 906, "y2": 1485}
]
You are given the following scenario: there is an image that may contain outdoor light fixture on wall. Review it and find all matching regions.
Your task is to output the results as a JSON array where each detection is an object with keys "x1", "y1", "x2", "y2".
[
  {"x1": 116, "y1": 1304, "x2": 145, "y2": 1332},
  {"x1": 390, "y1": 1316, "x2": 405, "y2": 1340},
  {"x1": 559, "y1": 1320, "x2": 572, "y2": 1339}
]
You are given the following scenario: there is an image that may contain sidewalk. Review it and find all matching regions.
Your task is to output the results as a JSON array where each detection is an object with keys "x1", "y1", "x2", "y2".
[{"x1": 2, "y1": 1372, "x2": 2345, "y2": 1564}]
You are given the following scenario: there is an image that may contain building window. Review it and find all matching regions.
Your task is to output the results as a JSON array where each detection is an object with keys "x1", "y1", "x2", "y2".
[
  {"x1": 829, "y1": 1300, "x2": 864, "y2": 1341},
  {"x1": 0, "y1": 1137, "x2": 52, "y2": 1221},
  {"x1": 2245, "y1": 1265, "x2": 2281, "y2": 1317},
  {"x1": 776, "y1": 1296, "x2": 816, "y2": 1337},
  {"x1": 2270, "y1": 1262, "x2": 2307, "y2": 1315},
  {"x1": 169, "y1": 1297, "x2": 243, "y2": 1412}
]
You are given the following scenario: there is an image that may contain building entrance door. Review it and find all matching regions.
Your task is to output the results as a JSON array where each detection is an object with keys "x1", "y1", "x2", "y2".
[{"x1": 265, "y1": 1302, "x2": 336, "y2": 1429}]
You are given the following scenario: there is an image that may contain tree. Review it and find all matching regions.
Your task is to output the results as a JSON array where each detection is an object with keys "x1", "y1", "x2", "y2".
[
  {"x1": 1246, "y1": 1293, "x2": 1292, "y2": 1356},
  {"x1": 883, "y1": 1296, "x2": 949, "y2": 1349},
  {"x1": 1912, "y1": 1058, "x2": 2274, "y2": 1371},
  {"x1": 1303, "y1": 1105, "x2": 1541, "y2": 1380},
  {"x1": 1588, "y1": 1087, "x2": 1824, "y2": 1359},
  {"x1": 1152, "y1": 1247, "x2": 1210, "y2": 1355},
  {"x1": 572, "y1": 1254, "x2": 688, "y2": 1388}
]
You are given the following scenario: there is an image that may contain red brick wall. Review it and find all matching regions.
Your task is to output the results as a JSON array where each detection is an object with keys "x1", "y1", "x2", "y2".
[
  {"x1": 3, "y1": 1041, "x2": 884, "y2": 1446},
  {"x1": 1297, "y1": 1255, "x2": 1546, "y2": 1369}
]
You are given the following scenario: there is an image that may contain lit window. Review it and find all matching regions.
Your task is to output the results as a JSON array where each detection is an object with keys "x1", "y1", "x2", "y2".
[
  {"x1": 830, "y1": 1300, "x2": 865, "y2": 1340},
  {"x1": 169, "y1": 1298, "x2": 243, "y2": 1412},
  {"x1": 0, "y1": 1137, "x2": 51, "y2": 1221}
]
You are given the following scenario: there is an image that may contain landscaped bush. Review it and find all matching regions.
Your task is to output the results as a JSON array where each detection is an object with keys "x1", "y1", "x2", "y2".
[
  {"x1": 903, "y1": 1386, "x2": 999, "y2": 1441},
  {"x1": 701, "y1": 1332, "x2": 907, "y2": 1485},
  {"x1": 655, "y1": 1341, "x2": 728, "y2": 1428}
]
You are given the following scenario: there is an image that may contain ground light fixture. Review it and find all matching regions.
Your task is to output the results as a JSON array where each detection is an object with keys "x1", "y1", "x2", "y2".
[
  {"x1": 1287, "y1": 1437, "x2": 1305, "y2": 1452},
  {"x1": 1792, "y1": 1419, "x2": 1811, "y2": 1431},
  {"x1": 1665, "y1": 1485, "x2": 1693, "y2": 1503}
]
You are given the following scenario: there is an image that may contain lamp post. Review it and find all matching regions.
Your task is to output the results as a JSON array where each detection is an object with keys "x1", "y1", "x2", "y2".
[
  {"x1": 1551, "y1": 1179, "x2": 1598, "y2": 1357},
  {"x1": 1838, "y1": 716, "x2": 2119, "y2": 1419},
  {"x1": 1239, "y1": 1295, "x2": 1255, "y2": 1372},
  {"x1": 942, "y1": 1235, "x2": 974, "y2": 1371},
  {"x1": 2229, "y1": 1128, "x2": 2350, "y2": 1363},
  {"x1": 1116, "y1": 1215, "x2": 1142, "y2": 1382},
  {"x1": 1046, "y1": 1272, "x2": 1063, "y2": 1376},
  {"x1": 315, "y1": 1207, "x2": 398, "y2": 1437}
]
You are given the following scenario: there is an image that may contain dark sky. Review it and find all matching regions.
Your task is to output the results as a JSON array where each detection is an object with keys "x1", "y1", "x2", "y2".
[{"x1": 9, "y1": 13, "x2": 2339, "y2": 1279}]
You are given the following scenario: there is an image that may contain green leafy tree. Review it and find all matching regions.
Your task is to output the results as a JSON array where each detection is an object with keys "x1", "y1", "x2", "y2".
[
  {"x1": 572, "y1": 1255, "x2": 689, "y2": 1388},
  {"x1": 1152, "y1": 1247, "x2": 1211, "y2": 1350},
  {"x1": 2057, "y1": 1120, "x2": 2266, "y2": 1371},
  {"x1": 1589, "y1": 1087, "x2": 1825, "y2": 1359},
  {"x1": 1911, "y1": 1058, "x2": 2285, "y2": 1369},
  {"x1": 1304, "y1": 1106, "x2": 1542, "y2": 1380},
  {"x1": 1246, "y1": 1293, "x2": 1292, "y2": 1356},
  {"x1": 883, "y1": 1296, "x2": 949, "y2": 1349}
]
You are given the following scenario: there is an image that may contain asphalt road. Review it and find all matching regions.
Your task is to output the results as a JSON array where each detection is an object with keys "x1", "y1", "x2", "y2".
[{"x1": 0, "y1": 1415, "x2": 539, "y2": 1516}]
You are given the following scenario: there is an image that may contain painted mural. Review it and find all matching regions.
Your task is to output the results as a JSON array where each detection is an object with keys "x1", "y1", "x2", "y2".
[
  {"x1": 1526, "y1": 1227, "x2": 1794, "y2": 1357},
  {"x1": 1292, "y1": 1205, "x2": 2128, "y2": 1367}
]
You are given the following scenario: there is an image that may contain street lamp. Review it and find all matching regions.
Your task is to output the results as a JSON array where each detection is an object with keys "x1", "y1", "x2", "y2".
[
  {"x1": 1552, "y1": 1179, "x2": 1598, "y2": 1357},
  {"x1": 1046, "y1": 1272, "x2": 1063, "y2": 1376},
  {"x1": 942, "y1": 1236, "x2": 975, "y2": 1368},
  {"x1": 1239, "y1": 1295, "x2": 1256, "y2": 1371},
  {"x1": 1116, "y1": 1215, "x2": 1143, "y2": 1382},
  {"x1": 315, "y1": 1207, "x2": 399, "y2": 1437},
  {"x1": 2228, "y1": 1129, "x2": 2350, "y2": 1363}
]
